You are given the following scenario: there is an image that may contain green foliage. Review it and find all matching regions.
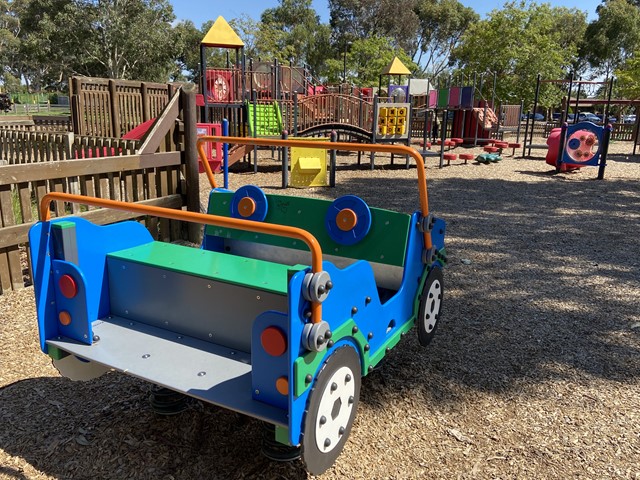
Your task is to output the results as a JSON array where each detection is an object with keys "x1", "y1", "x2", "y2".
[
  {"x1": 10, "y1": 0, "x2": 180, "y2": 90},
  {"x1": 615, "y1": 50, "x2": 640, "y2": 98},
  {"x1": 0, "y1": 0, "x2": 21, "y2": 90},
  {"x1": 581, "y1": 0, "x2": 640, "y2": 77},
  {"x1": 413, "y1": 0, "x2": 478, "y2": 77},
  {"x1": 324, "y1": 36, "x2": 417, "y2": 86},
  {"x1": 7, "y1": 0, "x2": 640, "y2": 100},
  {"x1": 451, "y1": 1, "x2": 587, "y2": 109},
  {"x1": 329, "y1": 0, "x2": 419, "y2": 53},
  {"x1": 258, "y1": 0, "x2": 331, "y2": 74}
]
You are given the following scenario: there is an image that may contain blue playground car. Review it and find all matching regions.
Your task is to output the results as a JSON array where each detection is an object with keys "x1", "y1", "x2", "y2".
[{"x1": 29, "y1": 138, "x2": 447, "y2": 474}]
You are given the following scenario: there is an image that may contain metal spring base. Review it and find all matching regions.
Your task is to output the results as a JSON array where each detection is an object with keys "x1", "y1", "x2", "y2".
[
  {"x1": 149, "y1": 386, "x2": 190, "y2": 415},
  {"x1": 261, "y1": 423, "x2": 301, "y2": 462}
]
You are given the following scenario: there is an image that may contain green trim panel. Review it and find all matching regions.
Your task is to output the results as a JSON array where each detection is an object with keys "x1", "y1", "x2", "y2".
[
  {"x1": 206, "y1": 193, "x2": 411, "y2": 267},
  {"x1": 293, "y1": 319, "x2": 369, "y2": 398},
  {"x1": 47, "y1": 345, "x2": 69, "y2": 361},
  {"x1": 108, "y1": 242, "x2": 294, "y2": 295},
  {"x1": 275, "y1": 425, "x2": 291, "y2": 446}
]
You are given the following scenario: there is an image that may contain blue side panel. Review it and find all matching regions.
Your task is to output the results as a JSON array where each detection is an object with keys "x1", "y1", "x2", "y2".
[
  {"x1": 286, "y1": 212, "x2": 447, "y2": 445},
  {"x1": 287, "y1": 258, "x2": 394, "y2": 445},
  {"x1": 29, "y1": 222, "x2": 56, "y2": 353},
  {"x1": 51, "y1": 260, "x2": 92, "y2": 345},
  {"x1": 252, "y1": 311, "x2": 290, "y2": 410},
  {"x1": 288, "y1": 268, "x2": 313, "y2": 445},
  {"x1": 362, "y1": 212, "x2": 424, "y2": 352},
  {"x1": 431, "y1": 217, "x2": 446, "y2": 254},
  {"x1": 69, "y1": 218, "x2": 154, "y2": 322},
  {"x1": 29, "y1": 217, "x2": 154, "y2": 353}
]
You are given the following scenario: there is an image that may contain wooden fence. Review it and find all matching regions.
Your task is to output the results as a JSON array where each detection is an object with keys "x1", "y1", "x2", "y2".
[
  {"x1": 0, "y1": 85, "x2": 200, "y2": 296},
  {"x1": 0, "y1": 130, "x2": 139, "y2": 165},
  {"x1": 0, "y1": 115, "x2": 72, "y2": 132},
  {"x1": 70, "y1": 77, "x2": 181, "y2": 137}
]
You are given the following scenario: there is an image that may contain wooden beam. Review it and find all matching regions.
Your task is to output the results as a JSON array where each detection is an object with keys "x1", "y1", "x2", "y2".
[
  {"x1": 0, "y1": 151, "x2": 181, "y2": 186},
  {"x1": 0, "y1": 195, "x2": 183, "y2": 249},
  {"x1": 181, "y1": 85, "x2": 201, "y2": 243},
  {"x1": 137, "y1": 88, "x2": 181, "y2": 154}
]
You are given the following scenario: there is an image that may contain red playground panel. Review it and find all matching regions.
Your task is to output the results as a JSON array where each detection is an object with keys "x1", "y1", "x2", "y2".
[{"x1": 197, "y1": 123, "x2": 223, "y2": 173}]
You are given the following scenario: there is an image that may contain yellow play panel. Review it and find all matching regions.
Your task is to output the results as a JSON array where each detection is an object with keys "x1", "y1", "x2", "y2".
[{"x1": 290, "y1": 137, "x2": 329, "y2": 188}]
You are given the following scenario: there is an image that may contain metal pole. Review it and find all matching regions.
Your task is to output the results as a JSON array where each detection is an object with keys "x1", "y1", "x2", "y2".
[
  {"x1": 597, "y1": 124, "x2": 611, "y2": 180},
  {"x1": 528, "y1": 74, "x2": 541, "y2": 157},
  {"x1": 574, "y1": 78, "x2": 582, "y2": 124},
  {"x1": 343, "y1": 42, "x2": 348, "y2": 83},
  {"x1": 281, "y1": 130, "x2": 288, "y2": 188},
  {"x1": 200, "y1": 44, "x2": 208, "y2": 122},
  {"x1": 603, "y1": 77, "x2": 614, "y2": 125},
  {"x1": 439, "y1": 109, "x2": 446, "y2": 168},
  {"x1": 564, "y1": 72, "x2": 574, "y2": 126},
  {"x1": 252, "y1": 90, "x2": 258, "y2": 172},
  {"x1": 222, "y1": 118, "x2": 229, "y2": 189},
  {"x1": 330, "y1": 130, "x2": 337, "y2": 187},
  {"x1": 556, "y1": 122, "x2": 568, "y2": 173}
]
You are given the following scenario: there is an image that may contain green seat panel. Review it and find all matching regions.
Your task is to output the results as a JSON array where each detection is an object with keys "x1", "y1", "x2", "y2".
[
  {"x1": 108, "y1": 242, "x2": 294, "y2": 295},
  {"x1": 205, "y1": 193, "x2": 411, "y2": 267}
]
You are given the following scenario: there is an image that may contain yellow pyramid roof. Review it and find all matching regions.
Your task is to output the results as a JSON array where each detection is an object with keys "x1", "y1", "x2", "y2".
[
  {"x1": 201, "y1": 16, "x2": 244, "y2": 48},
  {"x1": 382, "y1": 57, "x2": 411, "y2": 76}
]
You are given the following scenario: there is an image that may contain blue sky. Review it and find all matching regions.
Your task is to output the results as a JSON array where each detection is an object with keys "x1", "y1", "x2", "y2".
[{"x1": 170, "y1": 0, "x2": 602, "y2": 28}]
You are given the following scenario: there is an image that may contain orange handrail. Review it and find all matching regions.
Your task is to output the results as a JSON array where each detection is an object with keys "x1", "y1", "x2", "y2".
[
  {"x1": 40, "y1": 192, "x2": 325, "y2": 324},
  {"x1": 197, "y1": 136, "x2": 433, "y2": 250}
]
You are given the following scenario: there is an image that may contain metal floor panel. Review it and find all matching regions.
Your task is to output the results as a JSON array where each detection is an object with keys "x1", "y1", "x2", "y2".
[{"x1": 47, "y1": 316, "x2": 287, "y2": 426}]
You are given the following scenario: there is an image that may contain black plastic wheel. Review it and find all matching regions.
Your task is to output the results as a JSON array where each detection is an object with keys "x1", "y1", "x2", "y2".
[
  {"x1": 418, "y1": 266, "x2": 444, "y2": 347},
  {"x1": 302, "y1": 346, "x2": 361, "y2": 475}
]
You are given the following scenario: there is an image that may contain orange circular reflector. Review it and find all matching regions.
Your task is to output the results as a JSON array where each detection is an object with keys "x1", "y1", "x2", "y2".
[
  {"x1": 59, "y1": 274, "x2": 77, "y2": 299},
  {"x1": 238, "y1": 197, "x2": 256, "y2": 218},
  {"x1": 59, "y1": 311, "x2": 72, "y2": 326},
  {"x1": 261, "y1": 326, "x2": 287, "y2": 356},
  {"x1": 336, "y1": 208, "x2": 358, "y2": 232},
  {"x1": 276, "y1": 376, "x2": 288, "y2": 396}
]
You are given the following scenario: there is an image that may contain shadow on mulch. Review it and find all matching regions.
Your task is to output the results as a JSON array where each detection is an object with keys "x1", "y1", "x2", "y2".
[
  {"x1": 2, "y1": 166, "x2": 639, "y2": 479},
  {"x1": 338, "y1": 173, "x2": 640, "y2": 388},
  {"x1": 0, "y1": 375, "x2": 309, "y2": 480}
]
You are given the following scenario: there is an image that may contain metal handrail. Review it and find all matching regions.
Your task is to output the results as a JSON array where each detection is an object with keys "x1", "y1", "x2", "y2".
[
  {"x1": 40, "y1": 192, "x2": 325, "y2": 324},
  {"x1": 197, "y1": 135, "x2": 434, "y2": 250}
]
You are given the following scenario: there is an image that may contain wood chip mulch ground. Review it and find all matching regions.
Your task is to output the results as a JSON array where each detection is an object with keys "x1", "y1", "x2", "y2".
[{"x1": 1, "y1": 141, "x2": 639, "y2": 479}]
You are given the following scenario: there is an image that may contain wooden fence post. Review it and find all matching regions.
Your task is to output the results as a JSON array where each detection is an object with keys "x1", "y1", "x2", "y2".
[
  {"x1": 109, "y1": 79, "x2": 121, "y2": 138},
  {"x1": 142, "y1": 82, "x2": 150, "y2": 122},
  {"x1": 181, "y1": 85, "x2": 201, "y2": 244},
  {"x1": 71, "y1": 77, "x2": 83, "y2": 135}
]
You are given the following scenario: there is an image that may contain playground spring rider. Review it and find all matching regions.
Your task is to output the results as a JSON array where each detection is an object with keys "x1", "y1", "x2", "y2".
[
  {"x1": 29, "y1": 138, "x2": 447, "y2": 475},
  {"x1": 546, "y1": 121, "x2": 611, "y2": 179}
]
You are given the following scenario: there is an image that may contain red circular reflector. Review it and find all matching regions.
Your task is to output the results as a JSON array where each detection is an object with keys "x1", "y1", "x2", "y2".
[
  {"x1": 260, "y1": 326, "x2": 287, "y2": 357},
  {"x1": 59, "y1": 275, "x2": 77, "y2": 298}
]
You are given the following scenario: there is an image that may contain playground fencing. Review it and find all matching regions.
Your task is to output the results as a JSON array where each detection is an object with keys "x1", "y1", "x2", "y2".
[
  {"x1": 0, "y1": 85, "x2": 201, "y2": 296},
  {"x1": 0, "y1": 115, "x2": 72, "y2": 132},
  {"x1": 0, "y1": 129, "x2": 138, "y2": 165},
  {"x1": 70, "y1": 76, "x2": 181, "y2": 137},
  {"x1": 295, "y1": 94, "x2": 374, "y2": 135}
]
